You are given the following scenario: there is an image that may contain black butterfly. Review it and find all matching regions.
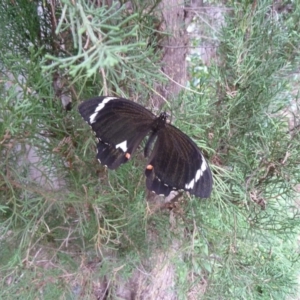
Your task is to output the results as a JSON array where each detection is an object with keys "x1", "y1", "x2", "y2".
[{"x1": 78, "y1": 96, "x2": 213, "y2": 198}]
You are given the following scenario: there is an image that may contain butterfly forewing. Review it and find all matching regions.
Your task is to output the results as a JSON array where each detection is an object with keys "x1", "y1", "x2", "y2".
[{"x1": 78, "y1": 97, "x2": 155, "y2": 169}]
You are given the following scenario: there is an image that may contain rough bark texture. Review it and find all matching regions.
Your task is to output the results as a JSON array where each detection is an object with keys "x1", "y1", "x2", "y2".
[
  {"x1": 152, "y1": 0, "x2": 188, "y2": 108},
  {"x1": 115, "y1": 1, "x2": 190, "y2": 299}
]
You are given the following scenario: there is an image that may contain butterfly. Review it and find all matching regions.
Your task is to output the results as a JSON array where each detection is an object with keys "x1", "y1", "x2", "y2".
[{"x1": 78, "y1": 96, "x2": 213, "y2": 198}]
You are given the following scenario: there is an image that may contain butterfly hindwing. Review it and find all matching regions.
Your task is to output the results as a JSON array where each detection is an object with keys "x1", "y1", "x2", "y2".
[
  {"x1": 145, "y1": 123, "x2": 213, "y2": 198},
  {"x1": 78, "y1": 96, "x2": 155, "y2": 169}
]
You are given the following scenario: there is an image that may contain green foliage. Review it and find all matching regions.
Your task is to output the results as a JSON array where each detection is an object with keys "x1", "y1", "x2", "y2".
[
  {"x1": 0, "y1": 0, "x2": 47, "y2": 55},
  {"x1": 0, "y1": 0, "x2": 164, "y2": 297},
  {"x1": 43, "y1": 0, "x2": 165, "y2": 97},
  {"x1": 177, "y1": 1, "x2": 300, "y2": 299},
  {"x1": 0, "y1": 0, "x2": 300, "y2": 299}
]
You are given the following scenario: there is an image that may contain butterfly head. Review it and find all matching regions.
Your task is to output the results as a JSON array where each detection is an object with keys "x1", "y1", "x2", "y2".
[{"x1": 153, "y1": 112, "x2": 168, "y2": 130}]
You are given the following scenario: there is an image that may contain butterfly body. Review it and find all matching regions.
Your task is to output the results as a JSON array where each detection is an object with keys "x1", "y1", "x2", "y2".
[{"x1": 78, "y1": 96, "x2": 213, "y2": 198}]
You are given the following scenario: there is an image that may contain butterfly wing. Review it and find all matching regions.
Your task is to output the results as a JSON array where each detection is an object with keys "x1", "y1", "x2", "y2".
[
  {"x1": 145, "y1": 123, "x2": 213, "y2": 198},
  {"x1": 78, "y1": 96, "x2": 155, "y2": 169}
]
